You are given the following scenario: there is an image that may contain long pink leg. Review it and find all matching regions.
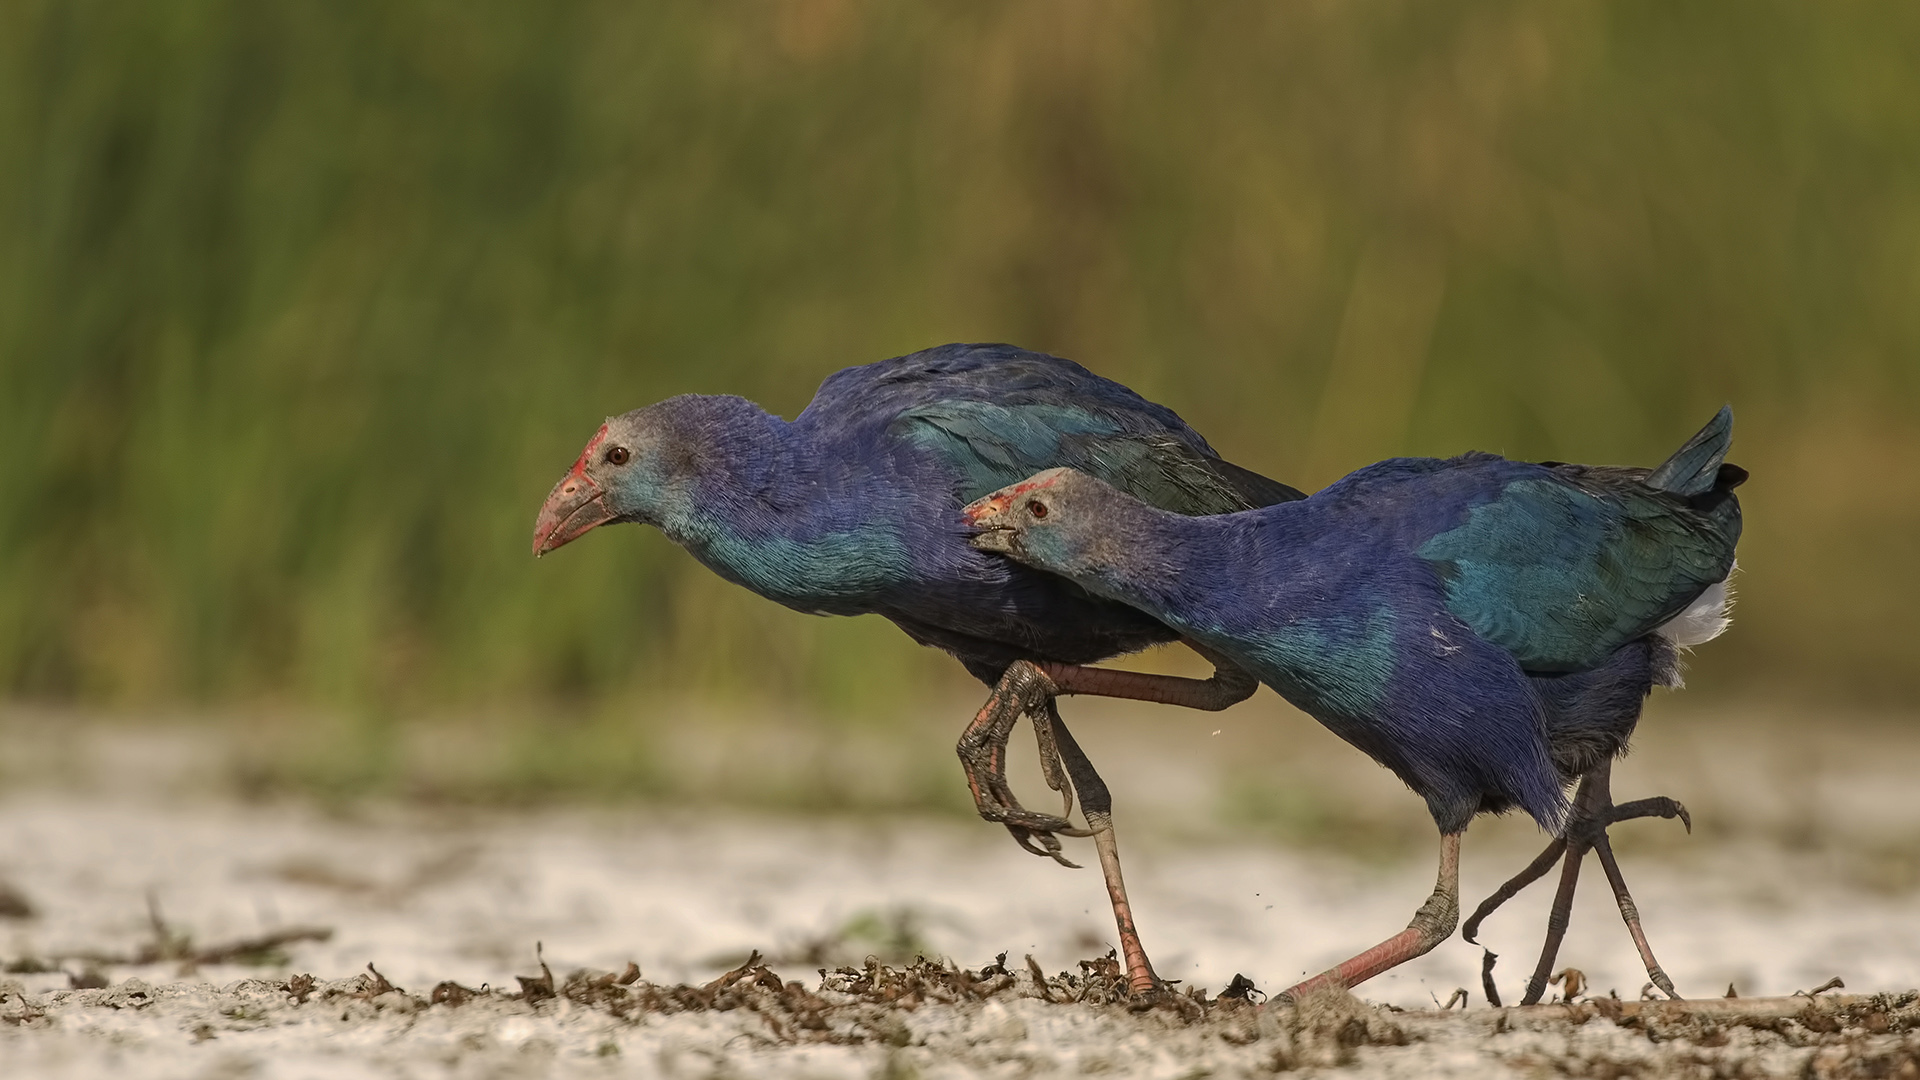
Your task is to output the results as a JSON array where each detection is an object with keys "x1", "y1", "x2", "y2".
[
  {"x1": 956, "y1": 648, "x2": 1259, "y2": 998},
  {"x1": 1044, "y1": 706, "x2": 1160, "y2": 996},
  {"x1": 1280, "y1": 833, "x2": 1463, "y2": 1002}
]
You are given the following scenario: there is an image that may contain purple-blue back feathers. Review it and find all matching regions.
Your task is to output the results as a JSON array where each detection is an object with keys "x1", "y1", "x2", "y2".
[{"x1": 985, "y1": 411, "x2": 1744, "y2": 834}]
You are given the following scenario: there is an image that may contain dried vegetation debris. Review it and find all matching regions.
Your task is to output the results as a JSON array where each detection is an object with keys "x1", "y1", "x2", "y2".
[
  {"x1": 419, "y1": 947, "x2": 1235, "y2": 1042},
  {"x1": 2, "y1": 893, "x2": 332, "y2": 982},
  {"x1": 0, "y1": 948, "x2": 1276, "y2": 1040},
  {"x1": 1479, "y1": 992, "x2": 1920, "y2": 1079},
  {"x1": 3, "y1": 955, "x2": 1920, "y2": 1076}
]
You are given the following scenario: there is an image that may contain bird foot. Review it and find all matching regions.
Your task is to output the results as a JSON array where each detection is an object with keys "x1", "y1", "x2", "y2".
[
  {"x1": 958, "y1": 661, "x2": 1088, "y2": 862},
  {"x1": 1463, "y1": 765, "x2": 1688, "y2": 1005},
  {"x1": 956, "y1": 652, "x2": 1263, "y2": 863},
  {"x1": 978, "y1": 806, "x2": 1092, "y2": 867},
  {"x1": 1464, "y1": 792, "x2": 1690, "y2": 944}
]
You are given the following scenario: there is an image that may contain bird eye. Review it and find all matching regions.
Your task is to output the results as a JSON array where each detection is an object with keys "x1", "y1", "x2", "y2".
[
  {"x1": 606, "y1": 446, "x2": 631, "y2": 466},
  {"x1": 1026, "y1": 500, "x2": 1049, "y2": 519}
]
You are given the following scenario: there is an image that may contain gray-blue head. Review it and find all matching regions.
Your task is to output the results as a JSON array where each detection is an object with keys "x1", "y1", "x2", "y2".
[
  {"x1": 531, "y1": 395, "x2": 761, "y2": 555},
  {"x1": 963, "y1": 467, "x2": 1143, "y2": 588}
]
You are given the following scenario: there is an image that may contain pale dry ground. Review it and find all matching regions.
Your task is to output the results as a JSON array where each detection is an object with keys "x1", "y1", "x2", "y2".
[{"x1": 1, "y1": 696, "x2": 1918, "y2": 1078}]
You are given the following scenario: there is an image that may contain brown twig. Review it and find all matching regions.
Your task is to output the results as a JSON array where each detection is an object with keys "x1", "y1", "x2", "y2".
[
  {"x1": 56, "y1": 925, "x2": 332, "y2": 968},
  {"x1": 1024, "y1": 954, "x2": 1056, "y2": 1003},
  {"x1": 1795, "y1": 977, "x2": 1845, "y2": 998},
  {"x1": 1514, "y1": 994, "x2": 1874, "y2": 1022},
  {"x1": 189, "y1": 927, "x2": 334, "y2": 966}
]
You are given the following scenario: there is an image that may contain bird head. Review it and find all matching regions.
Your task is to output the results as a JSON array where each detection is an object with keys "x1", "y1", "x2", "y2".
[
  {"x1": 532, "y1": 405, "x2": 693, "y2": 556},
  {"x1": 963, "y1": 467, "x2": 1119, "y2": 578}
]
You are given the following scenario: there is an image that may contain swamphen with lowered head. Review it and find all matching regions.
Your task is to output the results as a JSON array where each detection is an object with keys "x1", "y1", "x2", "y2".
[
  {"x1": 965, "y1": 408, "x2": 1744, "y2": 1002},
  {"x1": 532, "y1": 342, "x2": 1304, "y2": 996}
]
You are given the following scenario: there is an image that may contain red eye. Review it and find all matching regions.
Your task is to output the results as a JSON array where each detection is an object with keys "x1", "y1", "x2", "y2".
[
  {"x1": 606, "y1": 446, "x2": 631, "y2": 466},
  {"x1": 1027, "y1": 500, "x2": 1048, "y2": 519}
]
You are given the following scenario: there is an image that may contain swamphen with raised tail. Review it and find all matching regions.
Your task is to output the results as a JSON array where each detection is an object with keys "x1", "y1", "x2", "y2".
[
  {"x1": 532, "y1": 342, "x2": 1304, "y2": 996},
  {"x1": 965, "y1": 408, "x2": 1744, "y2": 1003}
]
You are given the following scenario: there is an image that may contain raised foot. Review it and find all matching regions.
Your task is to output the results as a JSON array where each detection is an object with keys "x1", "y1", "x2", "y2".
[
  {"x1": 957, "y1": 650, "x2": 1263, "y2": 863},
  {"x1": 1463, "y1": 794, "x2": 1690, "y2": 943},
  {"x1": 1463, "y1": 764, "x2": 1689, "y2": 1005},
  {"x1": 957, "y1": 661, "x2": 1089, "y2": 862}
]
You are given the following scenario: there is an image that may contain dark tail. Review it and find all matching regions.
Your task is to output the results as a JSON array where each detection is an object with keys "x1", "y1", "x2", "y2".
[{"x1": 1646, "y1": 406, "x2": 1746, "y2": 498}]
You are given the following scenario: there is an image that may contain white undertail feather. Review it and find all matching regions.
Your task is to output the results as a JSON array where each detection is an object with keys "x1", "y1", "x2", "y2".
[{"x1": 1655, "y1": 564, "x2": 1738, "y2": 648}]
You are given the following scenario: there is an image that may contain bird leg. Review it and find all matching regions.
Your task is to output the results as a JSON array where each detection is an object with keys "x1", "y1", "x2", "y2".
[
  {"x1": 1279, "y1": 832, "x2": 1462, "y2": 1002},
  {"x1": 957, "y1": 651, "x2": 1260, "y2": 862},
  {"x1": 955, "y1": 678, "x2": 1165, "y2": 994},
  {"x1": 955, "y1": 648, "x2": 1259, "y2": 996},
  {"x1": 1043, "y1": 703, "x2": 1163, "y2": 998},
  {"x1": 1034, "y1": 644, "x2": 1261, "y2": 713},
  {"x1": 1462, "y1": 759, "x2": 1690, "y2": 1005}
]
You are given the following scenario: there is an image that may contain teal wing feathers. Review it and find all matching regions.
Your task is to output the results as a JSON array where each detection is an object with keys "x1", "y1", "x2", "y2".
[
  {"x1": 890, "y1": 398, "x2": 1302, "y2": 513},
  {"x1": 1417, "y1": 471, "x2": 1740, "y2": 672}
]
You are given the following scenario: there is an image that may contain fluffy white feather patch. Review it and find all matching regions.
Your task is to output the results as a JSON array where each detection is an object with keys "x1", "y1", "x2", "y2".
[{"x1": 1655, "y1": 565, "x2": 1737, "y2": 647}]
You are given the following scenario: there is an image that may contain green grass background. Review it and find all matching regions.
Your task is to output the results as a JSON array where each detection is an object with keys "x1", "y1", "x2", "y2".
[{"x1": 3, "y1": 1, "x2": 1917, "y2": 764}]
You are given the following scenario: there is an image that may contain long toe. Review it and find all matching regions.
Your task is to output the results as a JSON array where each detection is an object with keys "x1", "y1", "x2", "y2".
[
  {"x1": 984, "y1": 806, "x2": 1092, "y2": 838},
  {"x1": 1463, "y1": 837, "x2": 1568, "y2": 943},
  {"x1": 1608, "y1": 795, "x2": 1691, "y2": 834},
  {"x1": 1592, "y1": 833, "x2": 1681, "y2": 999},
  {"x1": 1487, "y1": 767, "x2": 1690, "y2": 1005}
]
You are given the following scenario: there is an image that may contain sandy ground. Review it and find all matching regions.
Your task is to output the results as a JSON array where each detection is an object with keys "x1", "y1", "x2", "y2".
[{"x1": 3, "y1": 705, "x2": 1919, "y2": 1076}]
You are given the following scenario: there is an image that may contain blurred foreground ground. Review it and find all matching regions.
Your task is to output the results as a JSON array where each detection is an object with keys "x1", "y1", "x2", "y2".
[{"x1": 1, "y1": 698, "x2": 1918, "y2": 1077}]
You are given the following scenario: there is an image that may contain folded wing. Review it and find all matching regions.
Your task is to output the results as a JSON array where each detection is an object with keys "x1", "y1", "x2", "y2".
[{"x1": 1418, "y1": 409, "x2": 1745, "y2": 673}]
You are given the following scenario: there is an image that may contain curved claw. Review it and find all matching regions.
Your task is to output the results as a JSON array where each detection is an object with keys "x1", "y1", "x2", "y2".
[
  {"x1": 1007, "y1": 826, "x2": 1081, "y2": 868},
  {"x1": 975, "y1": 784, "x2": 1091, "y2": 863},
  {"x1": 957, "y1": 661, "x2": 1093, "y2": 861},
  {"x1": 1610, "y1": 796, "x2": 1690, "y2": 834},
  {"x1": 971, "y1": 742, "x2": 1090, "y2": 841},
  {"x1": 1030, "y1": 705, "x2": 1077, "y2": 821}
]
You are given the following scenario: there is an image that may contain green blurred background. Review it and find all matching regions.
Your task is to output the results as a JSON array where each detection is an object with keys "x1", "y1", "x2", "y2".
[{"x1": 3, "y1": 2, "x2": 1917, "y2": 795}]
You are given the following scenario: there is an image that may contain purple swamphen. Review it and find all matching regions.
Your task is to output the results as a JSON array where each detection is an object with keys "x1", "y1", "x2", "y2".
[
  {"x1": 531, "y1": 343, "x2": 1304, "y2": 996},
  {"x1": 965, "y1": 408, "x2": 1744, "y2": 1003}
]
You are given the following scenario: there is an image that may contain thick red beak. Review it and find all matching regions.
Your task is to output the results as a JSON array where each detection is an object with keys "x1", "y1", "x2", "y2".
[{"x1": 532, "y1": 473, "x2": 615, "y2": 556}]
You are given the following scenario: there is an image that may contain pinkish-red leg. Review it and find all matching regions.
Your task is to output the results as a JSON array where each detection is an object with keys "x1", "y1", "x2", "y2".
[
  {"x1": 1035, "y1": 648, "x2": 1259, "y2": 712},
  {"x1": 1037, "y1": 704, "x2": 1160, "y2": 996},
  {"x1": 957, "y1": 648, "x2": 1258, "y2": 1000},
  {"x1": 1280, "y1": 832, "x2": 1462, "y2": 1002}
]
